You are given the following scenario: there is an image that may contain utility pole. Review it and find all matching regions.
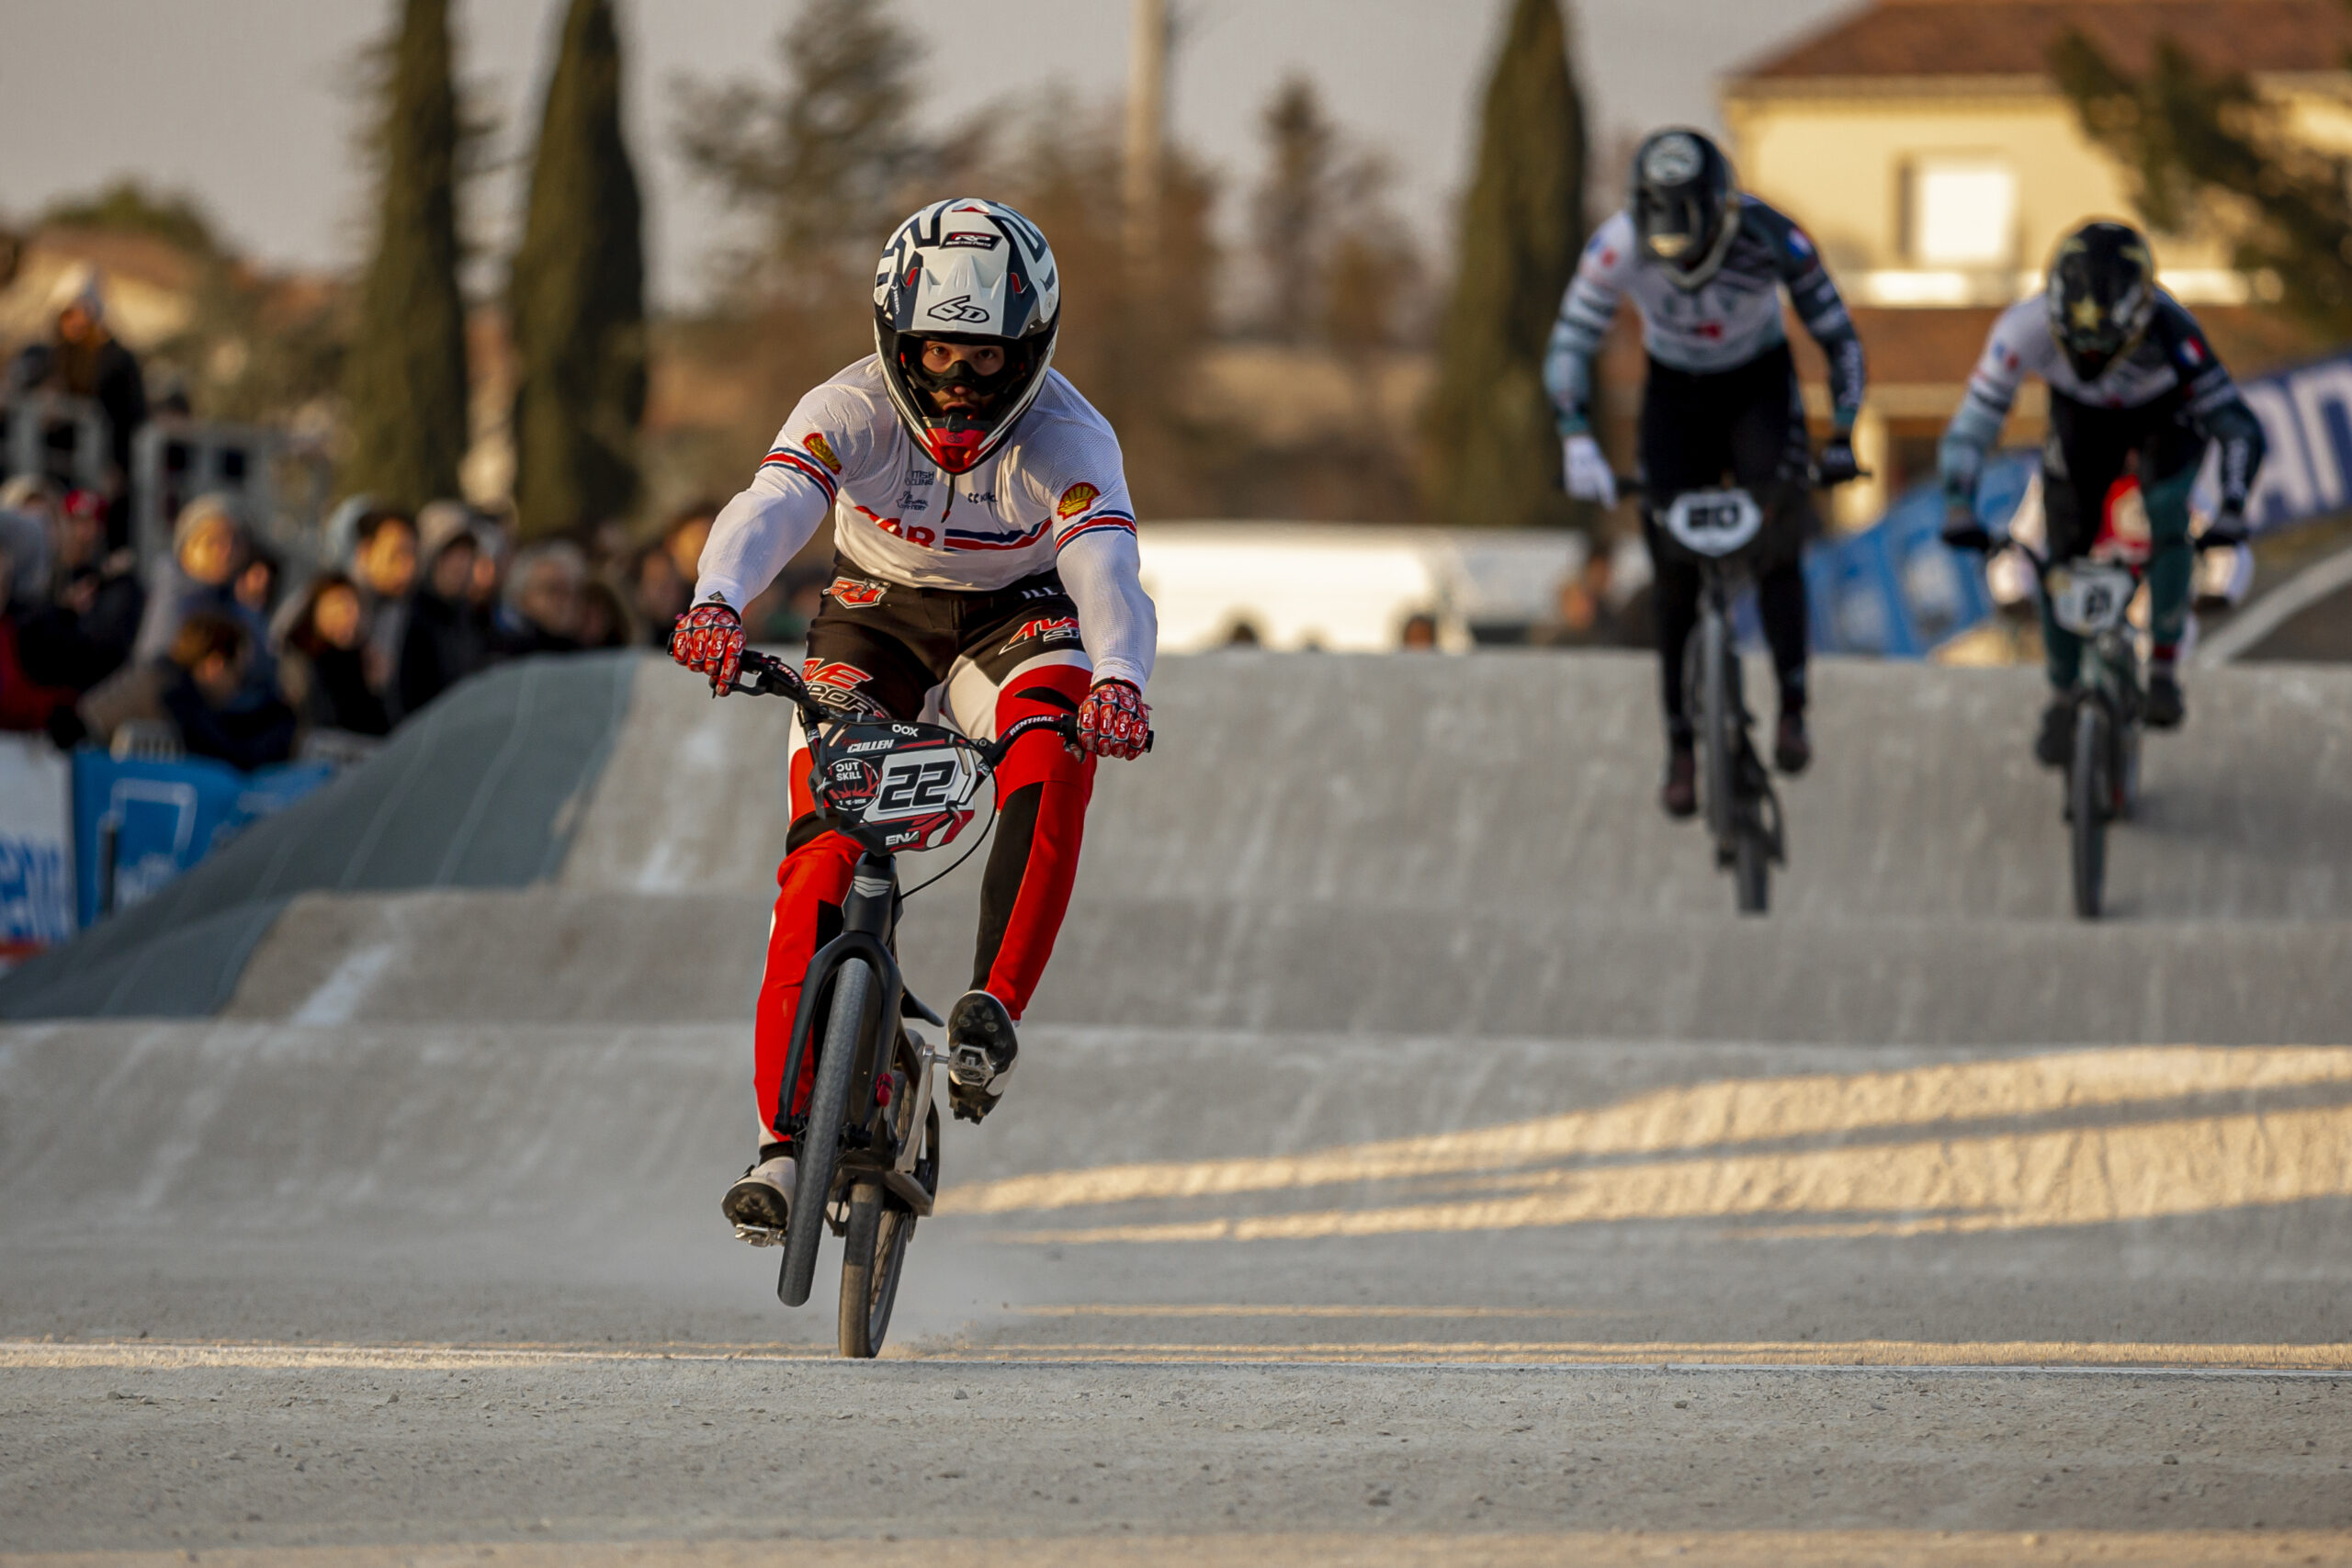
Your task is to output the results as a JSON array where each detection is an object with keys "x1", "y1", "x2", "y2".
[{"x1": 1124, "y1": 0, "x2": 1170, "y2": 267}]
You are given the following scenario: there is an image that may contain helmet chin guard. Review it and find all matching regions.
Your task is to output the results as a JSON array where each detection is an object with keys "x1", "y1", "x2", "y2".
[
  {"x1": 2046, "y1": 220, "x2": 2158, "y2": 387},
  {"x1": 872, "y1": 199, "x2": 1062, "y2": 475},
  {"x1": 1631, "y1": 129, "x2": 1742, "y2": 292}
]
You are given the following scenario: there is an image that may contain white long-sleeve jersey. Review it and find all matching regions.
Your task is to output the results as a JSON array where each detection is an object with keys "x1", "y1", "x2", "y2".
[{"x1": 694, "y1": 356, "x2": 1157, "y2": 690}]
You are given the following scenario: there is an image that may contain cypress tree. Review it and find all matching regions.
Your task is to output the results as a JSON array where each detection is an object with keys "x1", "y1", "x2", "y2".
[
  {"x1": 509, "y1": 0, "x2": 647, "y2": 538},
  {"x1": 343, "y1": 0, "x2": 470, "y2": 512},
  {"x1": 1423, "y1": 0, "x2": 1586, "y2": 529}
]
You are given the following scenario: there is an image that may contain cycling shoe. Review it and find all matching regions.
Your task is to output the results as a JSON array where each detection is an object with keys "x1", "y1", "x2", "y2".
[
  {"x1": 723, "y1": 1146, "x2": 796, "y2": 1244},
  {"x1": 1773, "y1": 710, "x2": 1812, "y2": 774},
  {"x1": 1660, "y1": 742, "x2": 1698, "y2": 818},
  {"x1": 2144, "y1": 670, "x2": 2184, "y2": 728},
  {"x1": 946, "y1": 989, "x2": 1018, "y2": 1124}
]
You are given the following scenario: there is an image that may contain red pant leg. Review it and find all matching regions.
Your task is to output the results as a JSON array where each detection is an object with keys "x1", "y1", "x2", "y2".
[
  {"x1": 751, "y1": 814, "x2": 861, "y2": 1146},
  {"x1": 971, "y1": 662, "x2": 1096, "y2": 1020}
]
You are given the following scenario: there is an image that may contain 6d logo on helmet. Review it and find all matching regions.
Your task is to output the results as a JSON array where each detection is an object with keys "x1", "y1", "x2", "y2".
[
  {"x1": 1643, "y1": 132, "x2": 1702, "y2": 186},
  {"x1": 926, "y1": 295, "x2": 993, "y2": 324}
]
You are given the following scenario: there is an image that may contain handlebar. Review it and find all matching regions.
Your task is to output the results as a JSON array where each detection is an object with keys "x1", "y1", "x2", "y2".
[
  {"x1": 1956, "y1": 525, "x2": 2237, "y2": 587},
  {"x1": 1608, "y1": 464, "x2": 1871, "y2": 501},
  {"x1": 726, "y1": 648, "x2": 1150, "y2": 763}
]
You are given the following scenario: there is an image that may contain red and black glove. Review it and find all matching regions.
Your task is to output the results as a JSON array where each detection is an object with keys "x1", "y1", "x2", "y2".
[
  {"x1": 672, "y1": 601, "x2": 745, "y2": 693},
  {"x1": 1074, "y1": 678, "x2": 1150, "y2": 760}
]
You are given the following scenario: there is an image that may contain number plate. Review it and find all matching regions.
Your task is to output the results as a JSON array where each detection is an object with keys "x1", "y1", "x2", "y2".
[
  {"x1": 2047, "y1": 562, "x2": 2136, "y2": 636},
  {"x1": 1662, "y1": 489, "x2": 1764, "y2": 558},
  {"x1": 864, "y1": 748, "x2": 979, "y2": 824},
  {"x1": 813, "y1": 723, "x2": 984, "y2": 853}
]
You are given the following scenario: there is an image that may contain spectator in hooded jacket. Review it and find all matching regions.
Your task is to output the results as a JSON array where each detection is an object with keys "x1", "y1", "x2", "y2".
[
  {"x1": 6, "y1": 267, "x2": 148, "y2": 550},
  {"x1": 491, "y1": 542, "x2": 586, "y2": 657},
  {"x1": 134, "y1": 495, "x2": 261, "y2": 660},
  {"x1": 397, "y1": 504, "x2": 492, "y2": 716},
  {"x1": 278, "y1": 571, "x2": 390, "y2": 738}
]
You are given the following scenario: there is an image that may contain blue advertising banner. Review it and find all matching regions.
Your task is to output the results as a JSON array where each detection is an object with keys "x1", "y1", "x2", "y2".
[
  {"x1": 2237, "y1": 348, "x2": 2352, "y2": 528},
  {"x1": 1804, "y1": 453, "x2": 2032, "y2": 657},
  {"x1": 71, "y1": 750, "x2": 334, "y2": 928}
]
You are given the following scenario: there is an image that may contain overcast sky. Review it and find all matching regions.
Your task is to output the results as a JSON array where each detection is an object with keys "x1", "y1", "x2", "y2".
[{"x1": 0, "y1": 0, "x2": 1857, "y2": 307}]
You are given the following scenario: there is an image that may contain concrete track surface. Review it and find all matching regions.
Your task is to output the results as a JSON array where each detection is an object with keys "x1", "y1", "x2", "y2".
[{"x1": 6, "y1": 651, "x2": 2352, "y2": 1563}]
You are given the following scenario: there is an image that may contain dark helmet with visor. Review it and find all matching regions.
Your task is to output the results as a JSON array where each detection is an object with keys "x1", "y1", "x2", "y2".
[
  {"x1": 2046, "y1": 220, "x2": 2158, "y2": 384},
  {"x1": 1630, "y1": 128, "x2": 1742, "y2": 291},
  {"x1": 872, "y1": 198, "x2": 1061, "y2": 475}
]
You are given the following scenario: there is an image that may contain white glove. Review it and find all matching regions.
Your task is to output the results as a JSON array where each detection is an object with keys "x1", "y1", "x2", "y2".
[{"x1": 1562, "y1": 434, "x2": 1617, "y2": 506}]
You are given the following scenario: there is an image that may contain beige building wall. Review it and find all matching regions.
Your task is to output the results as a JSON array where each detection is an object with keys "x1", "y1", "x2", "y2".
[
  {"x1": 1725, "y1": 75, "x2": 2352, "y2": 304},
  {"x1": 1725, "y1": 84, "x2": 2232, "y2": 282}
]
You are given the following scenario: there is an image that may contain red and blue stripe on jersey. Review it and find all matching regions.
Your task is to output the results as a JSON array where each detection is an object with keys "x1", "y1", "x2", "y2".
[
  {"x1": 759, "y1": 443, "x2": 839, "y2": 501},
  {"x1": 1056, "y1": 509, "x2": 1137, "y2": 552}
]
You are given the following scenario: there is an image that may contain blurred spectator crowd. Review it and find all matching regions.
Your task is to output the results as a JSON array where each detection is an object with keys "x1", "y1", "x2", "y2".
[
  {"x1": 0, "y1": 266, "x2": 832, "y2": 773},
  {"x1": 0, "y1": 479, "x2": 793, "y2": 772}
]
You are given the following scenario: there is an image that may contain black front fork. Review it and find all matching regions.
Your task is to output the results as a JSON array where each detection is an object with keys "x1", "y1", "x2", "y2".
[{"x1": 772, "y1": 852, "x2": 906, "y2": 1150}]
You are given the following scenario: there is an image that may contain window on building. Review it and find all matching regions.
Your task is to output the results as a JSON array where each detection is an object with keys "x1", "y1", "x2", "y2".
[{"x1": 1905, "y1": 157, "x2": 2017, "y2": 267}]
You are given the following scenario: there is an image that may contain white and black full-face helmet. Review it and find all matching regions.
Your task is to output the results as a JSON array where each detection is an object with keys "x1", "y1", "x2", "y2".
[
  {"x1": 1630, "y1": 128, "x2": 1742, "y2": 291},
  {"x1": 872, "y1": 198, "x2": 1061, "y2": 475}
]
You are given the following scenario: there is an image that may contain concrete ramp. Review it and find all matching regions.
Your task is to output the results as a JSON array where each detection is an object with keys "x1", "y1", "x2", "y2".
[
  {"x1": 15, "y1": 649, "x2": 2350, "y2": 1042},
  {"x1": 0, "y1": 653, "x2": 638, "y2": 1020}
]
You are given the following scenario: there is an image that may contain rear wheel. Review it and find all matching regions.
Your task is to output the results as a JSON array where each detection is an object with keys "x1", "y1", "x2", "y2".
[
  {"x1": 1734, "y1": 828, "x2": 1770, "y2": 914},
  {"x1": 2070, "y1": 703, "x2": 2109, "y2": 919},
  {"x1": 836, "y1": 1182, "x2": 913, "y2": 1359},
  {"x1": 1698, "y1": 611, "x2": 1736, "y2": 851},
  {"x1": 779, "y1": 957, "x2": 873, "y2": 1308}
]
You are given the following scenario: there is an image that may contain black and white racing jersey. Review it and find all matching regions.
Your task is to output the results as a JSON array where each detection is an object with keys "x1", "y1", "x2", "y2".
[
  {"x1": 1544, "y1": 198, "x2": 1866, "y2": 435},
  {"x1": 694, "y1": 356, "x2": 1156, "y2": 689},
  {"x1": 1941, "y1": 291, "x2": 2266, "y2": 512}
]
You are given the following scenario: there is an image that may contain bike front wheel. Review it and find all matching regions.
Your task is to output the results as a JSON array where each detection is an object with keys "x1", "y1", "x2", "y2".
[
  {"x1": 2070, "y1": 702, "x2": 2109, "y2": 919},
  {"x1": 780, "y1": 956, "x2": 874, "y2": 1308}
]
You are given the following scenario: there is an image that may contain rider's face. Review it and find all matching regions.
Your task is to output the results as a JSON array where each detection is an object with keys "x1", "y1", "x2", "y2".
[{"x1": 918, "y1": 340, "x2": 1006, "y2": 414}]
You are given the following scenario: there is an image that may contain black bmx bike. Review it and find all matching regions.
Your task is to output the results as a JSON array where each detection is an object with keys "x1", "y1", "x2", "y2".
[
  {"x1": 1641, "y1": 468, "x2": 1853, "y2": 915},
  {"x1": 1978, "y1": 535, "x2": 2226, "y2": 919},
  {"x1": 722, "y1": 648, "x2": 1117, "y2": 1356}
]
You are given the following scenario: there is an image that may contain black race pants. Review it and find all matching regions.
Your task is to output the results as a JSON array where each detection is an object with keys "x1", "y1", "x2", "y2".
[{"x1": 1638, "y1": 343, "x2": 1814, "y2": 738}]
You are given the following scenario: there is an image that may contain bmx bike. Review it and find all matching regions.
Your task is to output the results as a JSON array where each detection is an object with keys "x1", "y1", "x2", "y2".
[
  {"x1": 721, "y1": 647, "x2": 1137, "y2": 1356},
  {"x1": 1639, "y1": 466, "x2": 1857, "y2": 915},
  {"x1": 1974, "y1": 534, "x2": 2227, "y2": 920}
]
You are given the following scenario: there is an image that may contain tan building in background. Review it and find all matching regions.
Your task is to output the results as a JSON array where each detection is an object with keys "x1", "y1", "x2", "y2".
[{"x1": 1718, "y1": 0, "x2": 2352, "y2": 525}]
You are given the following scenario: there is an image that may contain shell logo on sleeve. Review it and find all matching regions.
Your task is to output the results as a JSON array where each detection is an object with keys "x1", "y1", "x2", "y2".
[
  {"x1": 1056, "y1": 482, "x2": 1102, "y2": 520},
  {"x1": 804, "y1": 432, "x2": 842, "y2": 473}
]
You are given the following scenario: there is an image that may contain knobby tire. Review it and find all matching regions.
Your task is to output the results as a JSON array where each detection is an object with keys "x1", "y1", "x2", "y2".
[
  {"x1": 2071, "y1": 703, "x2": 2109, "y2": 920},
  {"x1": 779, "y1": 956, "x2": 873, "y2": 1308}
]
